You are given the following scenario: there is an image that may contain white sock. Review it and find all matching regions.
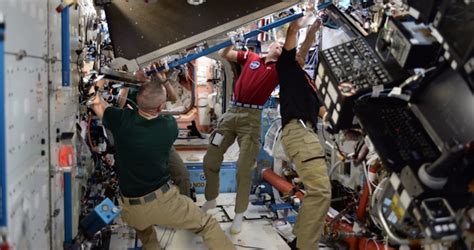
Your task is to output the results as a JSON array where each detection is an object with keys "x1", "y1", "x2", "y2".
[
  {"x1": 201, "y1": 199, "x2": 216, "y2": 212},
  {"x1": 230, "y1": 213, "x2": 244, "y2": 234}
]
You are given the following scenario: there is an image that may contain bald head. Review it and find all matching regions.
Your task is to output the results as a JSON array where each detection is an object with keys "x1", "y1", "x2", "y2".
[
  {"x1": 137, "y1": 81, "x2": 167, "y2": 113},
  {"x1": 267, "y1": 41, "x2": 284, "y2": 60}
]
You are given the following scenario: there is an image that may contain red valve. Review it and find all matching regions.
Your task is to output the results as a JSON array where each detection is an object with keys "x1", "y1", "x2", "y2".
[
  {"x1": 58, "y1": 144, "x2": 74, "y2": 168},
  {"x1": 1, "y1": 241, "x2": 11, "y2": 250}
]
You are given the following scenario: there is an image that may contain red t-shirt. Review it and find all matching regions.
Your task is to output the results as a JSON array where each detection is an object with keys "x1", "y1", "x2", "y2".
[{"x1": 232, "y1": 51, "x2": 279, "y2": 105}]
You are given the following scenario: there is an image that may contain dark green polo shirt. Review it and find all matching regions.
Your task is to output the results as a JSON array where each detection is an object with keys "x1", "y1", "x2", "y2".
[{"x1": 103, "y1": 107, "x2": 178, "y2": 197}]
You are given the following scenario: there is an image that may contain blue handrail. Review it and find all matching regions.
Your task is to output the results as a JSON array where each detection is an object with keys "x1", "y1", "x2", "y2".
[
  {"x1": 61, "y1": 7, "x2": 70, "y2": 87},
  {"x1": 61, "y1": 5, "x2": 73, "y2": 244},
  {"x1": 0, "y1": 15, "x2": 6, "y2": 230},
  {"x1": 64, "y1": 170, "x2": 73, "y2": 243},
  {"x1": 146, "y1": 13, "x2": 304, "y2": 75}
]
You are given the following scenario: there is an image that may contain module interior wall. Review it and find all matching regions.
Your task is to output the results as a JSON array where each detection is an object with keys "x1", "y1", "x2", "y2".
[
  {"x1": 5, "y1": 55, "x2": 50, "y2": 250},
  {"x1": 1, "y1": 0, "x2": 49, "y2": 58},
  {"x1": 48, "y1": 1, "x2": 82, "y2": 248},
  {"x1": 0, "y1": 0, "x2": 50, "y2": 248},
  {"x1": 48, "y1": 65, "x2": 81, "y2": 250}
]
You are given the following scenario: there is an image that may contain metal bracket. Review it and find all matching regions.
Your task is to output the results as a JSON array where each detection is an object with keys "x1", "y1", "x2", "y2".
[
  {"x1": 5, "y1": 50, "x2": 57, "y2": 62},
  {"x1": 51, "y1": 208, "x2": 61, "y2": 218},
  {"x1": 43, "y1": 54, "x2": 59, "y2": 63},
  {"x1": 50, "y1": 169, "x2": 61, "y2": 177},
  {"x1": 15, "y1": 50, "x2": 27, "y2": 61}
]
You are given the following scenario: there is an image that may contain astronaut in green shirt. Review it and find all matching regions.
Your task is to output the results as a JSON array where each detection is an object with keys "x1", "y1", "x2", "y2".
[{"x1": 89, "y1": 80, "x2": 234, "y2": 250}]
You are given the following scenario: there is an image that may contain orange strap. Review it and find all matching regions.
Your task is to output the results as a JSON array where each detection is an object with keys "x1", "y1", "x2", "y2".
[{"x1": 304, "y1": 73, "x2": 317, "y2": 93}]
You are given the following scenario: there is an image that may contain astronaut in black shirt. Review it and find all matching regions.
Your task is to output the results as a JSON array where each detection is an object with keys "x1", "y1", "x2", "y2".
[{"x1": 276, "y1": 17, "x2": 331, "y2": 250}]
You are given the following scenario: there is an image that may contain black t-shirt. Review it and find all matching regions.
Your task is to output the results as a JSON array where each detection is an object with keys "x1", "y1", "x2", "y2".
[{"x1": 276, "y1": 48, "x2": 321, "y2": 129}]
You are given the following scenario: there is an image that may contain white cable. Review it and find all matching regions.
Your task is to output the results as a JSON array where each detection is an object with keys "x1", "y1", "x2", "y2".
[
  {"x1": 371, "y1": 177, "x2": 388, "y2": 209},
  {"x1": 304, "y1": 45, "x2": 319, "y2": 69},
  {"x1": 363, "y1": 161, "x2": 373, "y2": 196},
  {"x1": 371, "y1": 238, "x2": 381, "y2": 250}
]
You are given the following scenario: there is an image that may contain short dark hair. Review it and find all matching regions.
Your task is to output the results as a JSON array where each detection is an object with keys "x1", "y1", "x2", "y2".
[{"x1": 137, "y1": 80, "x2": 166, "y2": 112}]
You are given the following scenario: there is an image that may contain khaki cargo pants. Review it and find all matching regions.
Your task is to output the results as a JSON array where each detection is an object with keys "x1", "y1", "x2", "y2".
[
  {"x1": 281, "y1": 119, "x2": 331, "y2": 250},
  {"x1": 119, "y1": 185, "x2": 235, "y2": 250},
  {"x1": 169, "y1": 146, "x2": 191, "y2": 197},
  {"x1": 203, "y1": 107, "x2": 261, "y2": 213}
]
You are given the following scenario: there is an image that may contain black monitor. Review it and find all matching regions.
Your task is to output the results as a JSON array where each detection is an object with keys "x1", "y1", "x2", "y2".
[
  {"x1": 103, "y1": 0, "x2": 298, "y2": 65},
  {"x1": 411, "y1": 68, "x2": 474, "y2": 148},
  {"x1": 407, "y1": 0, "x2": 441, "y2": 24},
  {"x1": 433, "y1": 0, "x2": 474, "y2": 68}
]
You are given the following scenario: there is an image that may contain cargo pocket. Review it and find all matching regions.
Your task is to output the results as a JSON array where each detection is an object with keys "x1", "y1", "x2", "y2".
[
  {"x1": 300, "y1": 134, "x2": 325, "y2": 163},
  {"x1": 281, "y1": 135, "x2": 300, "y2": 160},
  {"x1": 209, "y1": 114, "x2": 229, "y2": 145},
  {"x1": 281, "y1": 125, "x2": 304, "y2": 140},
  {"x1": 209, "y1": 131, "x2": 225, "y2": 147},
  {"x1": 303, "y1": 134, "x2": 318, "y2": 144},
  {"x1": 284, "y1": 146, "x2": 300, "y2": 160},
  {"x1": 246, "y1": 117, "x2": 261, "y2": 138}
]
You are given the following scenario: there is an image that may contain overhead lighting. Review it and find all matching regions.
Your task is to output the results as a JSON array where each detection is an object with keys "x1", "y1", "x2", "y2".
[{"x1": 187, "y1": 0, "x2": 206, "y2": 6}]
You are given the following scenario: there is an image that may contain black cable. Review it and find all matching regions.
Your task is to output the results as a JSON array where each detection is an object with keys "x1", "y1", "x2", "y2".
[
  {"x1": 243, "y1": 215, "x2": 275, "y2": 221},
  {"x1": 163, "y1": 229, "x2": 175, "y2": 249},
  {"x1": 218, "y1": 205, "x2": 233, "y2": 222},
  {"x1": 158, "y1": 227, "x2": 168, "y2": 244},
  {"x1": 353, "y1": 139, "x2": 365, "y2": 158}
]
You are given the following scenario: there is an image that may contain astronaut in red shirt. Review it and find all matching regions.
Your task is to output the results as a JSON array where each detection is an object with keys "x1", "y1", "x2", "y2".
[{"x1": 202, "y1": 42, "x2": 283, "y2": 234}]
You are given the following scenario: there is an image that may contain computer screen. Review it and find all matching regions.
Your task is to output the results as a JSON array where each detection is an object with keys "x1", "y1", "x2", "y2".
[
  {"x1": 412, "y1": 68, "x2": 474, "y2": 147},
  {"x1": 435, "y1": 0, "x2": 474, "y2": 62}
]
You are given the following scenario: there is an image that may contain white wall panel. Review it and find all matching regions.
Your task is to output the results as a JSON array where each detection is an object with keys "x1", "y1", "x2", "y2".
[
  {"x1": 5, "y1": 55, "x2": 49, "y2": 179},
  {"x1": 4, "y1": 55, "x2": 49, "y2": 249},
  {"x1": 47, "y1": 3, "x2": 65, "y2": 242},
  {"x1": 0, "y1": 0, "x2": 82, "y2": 248},
  {"x1": 0, "y1": 0, "x2": 50, "y2": 248},
  {"x1": 2, "y1": 0, "x2": 48, "y2": 57}
]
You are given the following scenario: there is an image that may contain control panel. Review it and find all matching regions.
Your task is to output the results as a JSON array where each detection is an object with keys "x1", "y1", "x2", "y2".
[
  {"x1": 380, "y1": 174, "x2": 423, "y2": 239},
  {"x1": 316, "y1": 37, "x2": 394, "y2": 131},
  {"x1": 378, "y1": 171, "x2": 461, "y2": 244},
  {"x1": 419, "y1": 198, "x2": 460, "y2": 241}
]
